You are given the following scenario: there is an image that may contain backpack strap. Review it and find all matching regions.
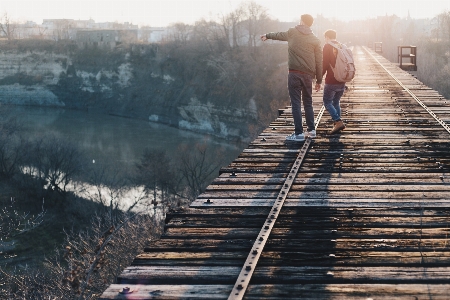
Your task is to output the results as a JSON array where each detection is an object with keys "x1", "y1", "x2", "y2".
[
  {"x1": 327, "y1": 41, "x2": 339, "y2": 58},
  {"x1": 327, "y1": 41, "x2": 342, "y2": 49}
]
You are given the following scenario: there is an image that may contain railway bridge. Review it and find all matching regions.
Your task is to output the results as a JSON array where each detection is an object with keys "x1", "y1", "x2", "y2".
[{"x1": 101, "y1": 46, "x2": 450, "y2": 299}]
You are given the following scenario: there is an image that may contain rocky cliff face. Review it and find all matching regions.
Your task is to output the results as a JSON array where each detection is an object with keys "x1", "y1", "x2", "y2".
[
  {"x1": 0, "y1": 51, "x2": 66, "y2": 106},
  {"x1": 0, "y1": 42, "x2": 261, "y2": 141}
]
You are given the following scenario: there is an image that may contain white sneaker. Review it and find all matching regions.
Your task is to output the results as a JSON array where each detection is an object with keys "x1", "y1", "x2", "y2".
[
  {"x1": 306, "y1": 130, "x2": 316, "y2": 138},
  {"x1": 285, "y1": 133, "x2": 305, "y2": 141}
]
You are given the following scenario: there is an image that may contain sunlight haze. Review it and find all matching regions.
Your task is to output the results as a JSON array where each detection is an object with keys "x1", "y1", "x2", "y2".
[{"x1": 1, "y1": 0, "x2": 449, "y2": 26}]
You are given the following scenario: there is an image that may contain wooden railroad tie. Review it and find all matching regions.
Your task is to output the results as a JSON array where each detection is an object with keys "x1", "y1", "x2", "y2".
[{"x1": 100, "y1": 46, "x2": 450, "y2": 300}]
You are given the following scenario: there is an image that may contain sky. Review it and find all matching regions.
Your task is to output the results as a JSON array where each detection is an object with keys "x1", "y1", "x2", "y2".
[{"x1": 1, "y1": 0, "x2": 449, "y2": 26}]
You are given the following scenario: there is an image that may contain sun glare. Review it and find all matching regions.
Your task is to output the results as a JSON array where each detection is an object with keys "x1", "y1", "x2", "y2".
[{"x1": 1, "y1": 0, "x2": 449, "y2": 26}]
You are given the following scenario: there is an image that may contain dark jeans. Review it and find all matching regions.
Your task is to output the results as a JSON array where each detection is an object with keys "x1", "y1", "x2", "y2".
[
  {"x1": 288, "y1": 72, "x2": 315, "y2": 134},
  {"x1": 323, "y1": 83, "x2": 346, "y2": 121}
]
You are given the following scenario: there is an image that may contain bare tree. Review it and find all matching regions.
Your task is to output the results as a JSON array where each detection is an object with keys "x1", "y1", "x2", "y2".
[
  {"x1": 57, "y1": 213, "x2": 143, "y2": 299},
  {"x1": 82, "y1": 163, "x2": 148, "y2": 213},
  {"x1": 192, "y1": 19, "x2": 226, "y2": 52},
  {"x1": 0, "y1": 12, "x2": 17, "y2": 41},
  {"x1": 219, "y1": 5, "x2": 245, "y2": 48},
  {"x1": 0, "y1": 197, "x2": 45, "y2": 246},
  {"x1": 177, "y1": 143, "x2": 225, "y2": 201},
  {"x1": 206, "y1": 51, "x2": 248, "y2": 99},
  {"x1": 1, "y1": 210, "x2": 162, "y2": 299},
  {"x1": 0, "y1": 196, "x2": 45, "y2": 298},
  {"x1": 20, "y1": 135, "x2": 84, "y2": 199},
  {"x1": 52, "y1": 19, "x2": 72, "y2": 41},
  {"x1": 0, "y1": 117, "x2": 26, "y2": 180},
  {"x1": 241, "y1": 1, "x2": 269, "y2": 47},
  {"x1": 438, "y1": 11, "x2": 450, "y2": 45},
  {"x1": 0, "y1": 265, "x2": 52, "y2": 299},
  {"x1": 168, "y1": 22, "x2": 191, "y2": 45},
  {"x1": 135, "y1": 148, "x2": 176, "y2": 207},
  {"x1": 37, "y1": 25, "x2": 48, "y2": 40}
]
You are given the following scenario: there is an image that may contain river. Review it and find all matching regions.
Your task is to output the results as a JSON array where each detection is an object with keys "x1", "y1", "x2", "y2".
[
  {"x1": 3, "y1": 105, "x2": 247, "y2": 208},
  {"x1": 6, "y1": 106, "x2": 245, "y2": 165}
]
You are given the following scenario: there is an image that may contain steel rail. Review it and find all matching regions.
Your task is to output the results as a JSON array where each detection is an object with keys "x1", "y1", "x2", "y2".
[
  {"x1": 363, "y1": 46, "x2": 450, "y2": 135},
  {"x1": 228, "y1": 106, "x2": 326, "y2": 300}
]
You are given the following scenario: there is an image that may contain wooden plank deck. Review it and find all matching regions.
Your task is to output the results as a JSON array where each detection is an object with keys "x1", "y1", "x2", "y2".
[{"x1": 100, "y1": 46, "x2": 450, "y2": 299}]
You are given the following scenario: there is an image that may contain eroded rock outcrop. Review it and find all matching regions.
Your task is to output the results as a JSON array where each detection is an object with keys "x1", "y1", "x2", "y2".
[{"x1": 0, "y1": 42, "x2": 269, "y2": 142}]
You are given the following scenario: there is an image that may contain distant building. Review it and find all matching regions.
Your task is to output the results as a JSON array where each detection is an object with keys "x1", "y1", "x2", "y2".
[
  {"x1": 14, "y1": 22, "x2": 42, "y2": 39},
  {"x1": 42, "y1": 19, "x2": 77, "y2": 40},
  {"x1": 139, "y1": 27, "x2": 168, "y2": 43},
  {"x1": 93, "y1": 21, "x2": 138, "y2": 30},
  {"x1": 42, "y1": 19, "x2": 96, "y2": 31},
  {"x1": 3, "y1": 17, "x2": 172, "y2": 44},
  {"x1": 73, "y1": 19, "x2": 96, "y2": 29},
  {"x1": 76, "y1": 29, "x2": 138, "y2": 48},
  {"x1": 150, "y1": 27, "x2": 168, "y2": 42}
]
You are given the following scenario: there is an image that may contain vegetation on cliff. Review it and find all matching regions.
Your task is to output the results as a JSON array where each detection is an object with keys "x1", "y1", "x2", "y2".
[
  {"x1": 2, "y1": 9, "x2": 450, "y2": 142},
  {"x1": 1, "y1": 2, "x2": 450, "y2": 298}
]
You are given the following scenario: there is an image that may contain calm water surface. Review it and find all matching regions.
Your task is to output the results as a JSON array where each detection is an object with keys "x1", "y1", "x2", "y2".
[{"x1": 6, "y1": 106, "x2": 246, "y2": 175}]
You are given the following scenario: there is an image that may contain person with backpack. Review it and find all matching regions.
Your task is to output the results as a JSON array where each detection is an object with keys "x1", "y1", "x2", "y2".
[
  {"x1": 261, "y1": 14, "x2": 322, "y2": 142},
  {"x1": 322, "y1": 29, "x2": 355, "y2": 134}
]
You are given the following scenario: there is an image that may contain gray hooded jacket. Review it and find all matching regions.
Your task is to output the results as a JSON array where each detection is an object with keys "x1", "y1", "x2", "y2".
[{"x1": 266, "y1": 25, "x2": 322, "y2": 83}]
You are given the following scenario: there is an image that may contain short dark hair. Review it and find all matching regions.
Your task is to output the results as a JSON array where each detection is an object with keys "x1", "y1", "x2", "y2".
[
  {"x1": 324, "y1": 29, "x2": 337, "y2": 39},
  {"x1": 301, "y1": 14, "x2": 314, "y2": 27}
]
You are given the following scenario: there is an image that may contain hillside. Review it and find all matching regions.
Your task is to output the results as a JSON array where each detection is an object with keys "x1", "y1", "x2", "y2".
[{"x1": 0, "y1": 40, "x2": 289, "y2": 142}]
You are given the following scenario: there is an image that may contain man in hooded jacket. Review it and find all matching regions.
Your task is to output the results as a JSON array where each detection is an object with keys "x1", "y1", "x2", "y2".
[{"x1": 261, "y1": 14, "x2": 322, "y2": 142}]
